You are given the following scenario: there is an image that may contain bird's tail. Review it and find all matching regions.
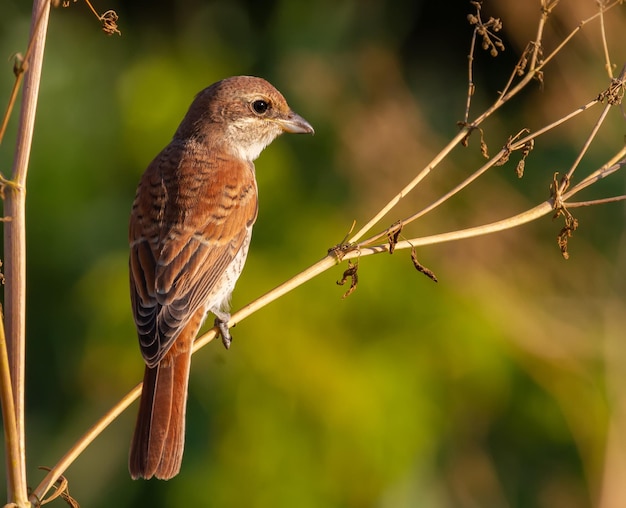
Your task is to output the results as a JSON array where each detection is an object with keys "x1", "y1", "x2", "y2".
[{"x1": 129, "y1": 343, "x2": 192, "y2": 480}]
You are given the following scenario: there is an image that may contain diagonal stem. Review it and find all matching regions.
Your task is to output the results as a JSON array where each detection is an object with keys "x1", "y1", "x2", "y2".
[{"x1": 347, "y1": 128, "x2": 469, "y2": 244}]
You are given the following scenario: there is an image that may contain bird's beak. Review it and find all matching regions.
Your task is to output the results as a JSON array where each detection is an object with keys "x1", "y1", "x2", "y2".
[{"x1": 276, "y1": 111, "x2": 315, "y2": 135}]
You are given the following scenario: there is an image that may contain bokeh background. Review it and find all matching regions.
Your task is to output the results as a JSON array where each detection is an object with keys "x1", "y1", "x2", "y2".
[{"x1": 1, "y1": 1, "x2": 626, "y2": 507}]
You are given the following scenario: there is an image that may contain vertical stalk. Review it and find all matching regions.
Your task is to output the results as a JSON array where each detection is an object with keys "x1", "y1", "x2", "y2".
[{"x1": 3, "y1": 0, "x2": 51, "y2": 505}]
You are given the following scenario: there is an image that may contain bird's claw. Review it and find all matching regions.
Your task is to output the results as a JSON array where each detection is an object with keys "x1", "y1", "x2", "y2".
[{"x1": 215, "y1": 317, "x2": 232, "y2": 349}]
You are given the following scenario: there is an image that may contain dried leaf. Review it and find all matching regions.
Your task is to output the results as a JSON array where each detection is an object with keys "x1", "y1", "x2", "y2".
[
  {"x1": 336, "y1": 260, "x2": 359, "y2": 299},
  {"x1": 387, "y1": 222, "x2": 403, "y2": 254},
  {"x1": 411, "y1": 247, "x2": 438, "y2": 282},
  {"x1": 556, "y1": 212, "x2": 578, "y2": 259},
  {"x1": 550, "y1": 172, "x2": 577, "y2": 259}
]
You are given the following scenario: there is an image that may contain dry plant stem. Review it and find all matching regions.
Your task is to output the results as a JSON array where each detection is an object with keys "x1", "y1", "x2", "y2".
[
  {"x1": 474, "y1": 7, "x2": 548, "y2": 124},
  {"x1": 495, "y1": 1, "x2": 551, "y2": 103},
  {"x1": 475, "y1": 0, "x2": 620, "y2": 127},
  {"x1": 0, "y1": 79, "x2": 23, "y2": 147},
  {"x1": 539, "y1": 1, "x2": 621, "y2": 72},
  {"x1": 193, "y1": 255, "x2": 340, "y2": 352},
  {"x1": 356, "y1": 96, "x2": 601, "y2": 249},
  {"x1": 558, "y1": 101, "x2": 613, "y2": 195},
  {"x1": 464, "y1": 21, "x2": 478, "y2": 124},
  {"x1": 568, "y1": 196, "x2": 626, "y2": 207},
  {"x1": 599, "y1": 1, "x2": 615, "y2": 78},
  {"x1": 83, "y1": 0, "x2": 101, "y2": 19},
  {"x1": 567, "y1": 149, "x2": 626, "y2": 196},
  {"x1": 2, "y1": 0, "x2": 51, "y2": 506},
  {"x1": 350, "y1": 167, "x2": 623, "y2": 259},
  {"x1": 347, "y1": 1, "x2": 622, "y2": 246},
  {"x1": 530, "y1": 1, "x2": 553, "y2": 70},
  {"x1": 560, "y1": 66, "x2": 625, "y2": 192},
  {"x1": 0, "y1": 308, "x2": 23, "y2": 508},
  {"x1": 349, "y1": 2, "x2": 538, "y2": 245},
  {"x1": 347, "y1": 128, "x2": 469, "y2": 244},
  {"x1": 29, "y1": 385, "x2": 142, "y2": 505},
  {"x1": 357, "y1": 151, "x2": 505, "y2": 249},
  {"x1": 352, "y1": 203, "x2": 554, "y2": 258}
]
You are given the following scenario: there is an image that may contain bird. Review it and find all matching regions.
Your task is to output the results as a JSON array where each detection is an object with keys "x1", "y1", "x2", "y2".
[{"x1": 128, "y1": 76, "x2": 314, "y2": 480}]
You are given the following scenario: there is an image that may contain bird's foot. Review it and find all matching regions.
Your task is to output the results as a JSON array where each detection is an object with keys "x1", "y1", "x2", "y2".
[{"x1": 214, "y1": 315, "x2": 232, "y2": 349}]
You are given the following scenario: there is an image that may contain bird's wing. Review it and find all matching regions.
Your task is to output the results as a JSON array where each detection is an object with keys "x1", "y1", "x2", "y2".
[{"x1": 129, "y1": 141, "x2": 258, "y2": 367}]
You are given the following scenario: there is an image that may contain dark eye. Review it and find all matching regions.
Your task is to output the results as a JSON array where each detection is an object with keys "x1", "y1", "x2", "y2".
[{"x1": 251, "y1": 99, "x2": 269, "y2": 115}]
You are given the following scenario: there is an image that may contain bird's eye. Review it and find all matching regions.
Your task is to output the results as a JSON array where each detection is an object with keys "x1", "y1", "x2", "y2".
[{"x1": 251, "y1": 99, "x2": 269, "y2": 115}]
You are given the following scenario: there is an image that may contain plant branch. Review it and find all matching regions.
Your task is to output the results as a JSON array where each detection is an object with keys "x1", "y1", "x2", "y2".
[
  {"x1": 598, "y1": 0, "x2": 615, "y2": 78},
  {"x1": 2, "y1": 0, "x2": 51, "y2": 506},
  {"x1": 474, "y1": 0, "x2": 622, "y2": 128},
  {"x1": 558, "y1": 101, "x2": 612, "y2": 194},
  {"x1": 347, "y1": 128, "x2": 470, "y2": 244},
  {"x1": 351, "y1": 201, "x2": 555, "y2": 258},
  {"x1": 349, "y1": 153, "x2": 624, "y2": 259},
  {"x1": 538, "y1": 0, "x2": 622, "y2": 72},
  {"x1": 356, "y1": 93, "x2": 601, "y2": 250},
  {"x1": 565, "y1": 150, "x2": 626, "y2": 197},
  {"x1": 463, "y1": 18, "x2": 477, "y2": 125},
  {"x1": 567, "y1": 195, "x2": 626, "y2": 207},
  {"x1": 0, "y1": 306, "x2": 22, "y2": 508},
  {"x1": 347, "y1": 0, "x2": 618, "y2": 246}
]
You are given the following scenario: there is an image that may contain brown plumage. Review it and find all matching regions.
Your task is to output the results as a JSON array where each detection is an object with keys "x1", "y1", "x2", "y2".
[{"x1": 128, "y1": 76, "x2": 313, "y2": 480}]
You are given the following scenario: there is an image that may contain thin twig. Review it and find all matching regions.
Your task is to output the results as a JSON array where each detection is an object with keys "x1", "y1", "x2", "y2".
[
  {"x1": 559, "y1": 101, "x2": 613, "y2": 194},
  {"x1": 83, "y1": 0, "x2": 100, "y2": 18},
  {"x1": 0, "y1": 306, "x2": 22, "y2": 508},
  {"x1": 351, "y1": 202, "x2": 556, "y2": 257},
  {"x1": 464, "y1": 18, "x2": 477, "y2": 124},
  {"x1": 474, "y1": 0, "x2": 622, "y2": 128},
  {"x1": 347, "y1": 128, "x2": 469, "y2": 244},
  {"x1": 598, "y1": 0, "x2": 615, "y2": 78},
  {"x1": 356, "y1": 94, "x2": 601, "y2": 249},
  {"x1": 567, "y1": 195, "x2": 626, "y2": 207},
  {"x1": 0, "y1": 65, "x2": 24, "y2": 147},
  {"x1": 348, "y1": 154, "x2": 623, "y2": 260},
  {"x1": 347, "y1": 1, "x2": 620, "y2": 246},
  {"x1": 538, "y1": 0, "x2": 622, "y2": 72},
  {"x1": 557, "y1": 66, "x2": 626, "y2": 196},
  {"x1": 565, "y1": 150, "x2": 626, "y2": 197},
  {"x1": 474, "y1": 3, "x2": 550, "y2": 122}
]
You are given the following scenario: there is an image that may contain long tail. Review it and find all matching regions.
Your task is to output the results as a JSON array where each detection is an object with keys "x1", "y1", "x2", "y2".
[{"x1": 129, "y1": 323, "x2": 198, "y2": 480}]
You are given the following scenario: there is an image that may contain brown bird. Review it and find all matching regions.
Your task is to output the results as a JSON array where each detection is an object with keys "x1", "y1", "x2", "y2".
[{"x1": 128, "y1": 76, "x2": 313, "y2": 480}]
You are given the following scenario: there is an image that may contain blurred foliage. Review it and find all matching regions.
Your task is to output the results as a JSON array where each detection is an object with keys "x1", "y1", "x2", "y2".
[{"x1": 1, "y1": 1, "x2": 625, "y2": 507}]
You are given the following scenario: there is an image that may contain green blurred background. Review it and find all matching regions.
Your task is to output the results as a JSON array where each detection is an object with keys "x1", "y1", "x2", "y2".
[{"x1": 1, "y1": 1, "x2": 626, "y2": 507}]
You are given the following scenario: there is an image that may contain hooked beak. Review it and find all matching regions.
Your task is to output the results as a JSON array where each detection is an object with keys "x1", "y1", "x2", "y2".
[{"x1": 276, "y1": 111, "x2": 315, "y2": 135}]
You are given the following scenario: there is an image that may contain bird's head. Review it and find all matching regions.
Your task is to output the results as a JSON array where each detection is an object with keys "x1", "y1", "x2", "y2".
[{"x1": 176, "y1": 76, "x2": 314, "y2": 162}]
